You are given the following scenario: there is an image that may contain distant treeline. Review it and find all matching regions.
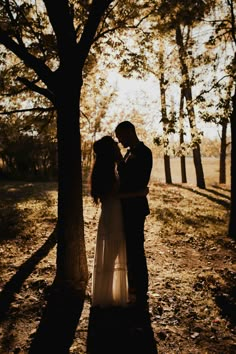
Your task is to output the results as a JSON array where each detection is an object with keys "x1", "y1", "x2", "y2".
[
  {"x1": 0, "y1": 134, "x2": 57, "y2": 181},
  {"x1": 0, "y1": 134, "x2": 230, "y2": 181}
]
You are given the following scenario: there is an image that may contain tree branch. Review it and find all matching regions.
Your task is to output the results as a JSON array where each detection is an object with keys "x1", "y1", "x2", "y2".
[
  {"x1": 17, "y1": 77, "x2": 55, "y2": 103},
  {"x1": 0, "y1": 106, "x2": 54, "y2": 115},
  {"x1": 76, "y1": 0, "x2": 114, "y2": 69},
  {"x1": 0, "y1": 28, "x2": 54, "y2": 90}
]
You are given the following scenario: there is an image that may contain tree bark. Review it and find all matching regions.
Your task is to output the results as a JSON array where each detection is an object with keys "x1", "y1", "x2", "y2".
[
  {"x1": 228, "y1": 88, "x2": 236, "y2": 239},
  {"x1": 179, "y1": 88, "x2": 187, "y2": 183},
  {"x1": 176, "y1": 25, "x2": 205, "y2": 189},
  {"x1": 54, "y1": 81, "x2": 88, "y2": 293},
  {"x1": 164, "y1": 154, "x2": 172, "y2": 184},
  {"x1": 159, "y1": 43, "x2": 172, "y2": 184},
  {"x1": 219, "y1": 120, "x2": 227, "y2": 184}
]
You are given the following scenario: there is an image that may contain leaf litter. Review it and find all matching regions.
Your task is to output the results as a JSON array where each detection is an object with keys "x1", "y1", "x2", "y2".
[{"x1": 0, "y1": 180, "x2": 235, "y2": 353}]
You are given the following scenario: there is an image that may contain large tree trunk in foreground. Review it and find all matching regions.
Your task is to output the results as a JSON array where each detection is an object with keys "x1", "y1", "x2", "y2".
[
  {"x1": 54, "y1": 84, "x2": 88, "y2": 293},
  {"x1": 29, "y1": 79, "x2": 88, "y2": 354},
  {"x1": 228, "y1": 89, "x2": 236, "y2": 239}
]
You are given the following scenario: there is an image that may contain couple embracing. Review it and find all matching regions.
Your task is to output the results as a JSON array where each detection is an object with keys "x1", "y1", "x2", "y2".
[{"x1": 90, "y1": 121, "x2": 153, "y2": 310}]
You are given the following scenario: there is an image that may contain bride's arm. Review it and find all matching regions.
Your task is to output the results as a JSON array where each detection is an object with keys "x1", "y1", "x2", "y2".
[{"x1": 119, "y1": 187, "x2": 149, "y2": 199}]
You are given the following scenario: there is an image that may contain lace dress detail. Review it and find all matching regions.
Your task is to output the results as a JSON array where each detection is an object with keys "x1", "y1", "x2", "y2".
[{"x1": 91, "y1": 190, "x2": 128, "y2": 307}]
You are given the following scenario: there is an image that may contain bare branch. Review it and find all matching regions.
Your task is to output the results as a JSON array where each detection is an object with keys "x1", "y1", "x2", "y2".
[
  {"x1": 0, "y1": 106, "x2": 54, "y2": 115},
  {"x1": 17, "y1": 77, "x2": 55, "y2": 103}
]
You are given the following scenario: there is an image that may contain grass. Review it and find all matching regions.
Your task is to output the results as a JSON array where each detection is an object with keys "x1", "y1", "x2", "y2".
[{"x1": 151, "y1": 156, "x2": 231, "y2": 186}]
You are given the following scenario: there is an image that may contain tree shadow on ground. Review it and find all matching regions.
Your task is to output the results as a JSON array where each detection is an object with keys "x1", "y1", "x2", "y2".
[
  {"x1": 0, "y1": 221, "x2": 85, "y2": 354},
  {"x1": 0, "y1": 228, "x2": 57, "y2": 321},
  {"x1": 28, "y1": 285, "x2": 85, "y2": 354},
  {"x1": 87, "y1": 305, "x2": 158, "y2": 354},
  {"x1": 212, "y1": 269, "x2": 236, "y2": 328},
  {"x1": 206, "y1": 187, "x2": 231, "y2": 200},
  {"x1": 174, "y1": 183, "x2": 230, "y2": 209},
  {"x1": 213, "y1": 185, "x2": 231, "y2": 193}
]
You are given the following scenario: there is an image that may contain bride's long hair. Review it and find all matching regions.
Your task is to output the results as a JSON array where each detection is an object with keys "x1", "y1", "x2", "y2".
[{"x1": 90, "y1": 136, "x2": 117, "y2": 204}]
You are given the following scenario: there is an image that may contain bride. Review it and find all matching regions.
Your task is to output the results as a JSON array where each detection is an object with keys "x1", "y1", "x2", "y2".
[{"x1": 90, "y1": 135, "x2": 147, "y2": 308}]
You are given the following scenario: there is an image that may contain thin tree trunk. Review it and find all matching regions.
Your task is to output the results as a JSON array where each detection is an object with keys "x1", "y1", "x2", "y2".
[
  {"x1": 219, "y1": 120, "x2": 227, "y2": 184},
  {"x1": 176, "y1": 25, "x2": 205, "y2": 189},
  {"x1": 179, "y1": 88, "x2": 187, "y2": 183},
  {"x1": 159, "y1": 42, "x2": 172, "y2": 184},
  {"x1": 164, "y1": 154, "x2": 172, "y2": 184}
]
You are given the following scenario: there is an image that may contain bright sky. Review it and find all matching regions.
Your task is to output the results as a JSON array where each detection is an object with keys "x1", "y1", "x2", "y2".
[{"x1": 105, "y1": 70, "x2": 224, "y2": 141}]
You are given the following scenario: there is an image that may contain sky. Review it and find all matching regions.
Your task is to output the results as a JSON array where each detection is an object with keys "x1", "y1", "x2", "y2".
[{"x1": 105, "y1": 70, "x2": 226, "y2": 141}]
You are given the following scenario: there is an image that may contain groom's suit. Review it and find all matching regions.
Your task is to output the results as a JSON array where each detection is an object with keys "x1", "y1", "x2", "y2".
[{"x1": 117, "y1": 141, "x2": 153, "y2": 306}]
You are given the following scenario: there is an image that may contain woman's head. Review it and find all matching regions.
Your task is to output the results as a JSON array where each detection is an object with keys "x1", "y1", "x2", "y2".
[
  {"x1": 93, "y1": 136, "x2": 118, "y2": 161},
  {"x1": 90, "y1": 136, "x2": 118, "y2": 204}
]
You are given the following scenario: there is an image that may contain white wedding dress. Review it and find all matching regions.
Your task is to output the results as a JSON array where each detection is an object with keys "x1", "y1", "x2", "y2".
[{"x1": 91, "y1": 188, "x2": 128, "y2": 308}]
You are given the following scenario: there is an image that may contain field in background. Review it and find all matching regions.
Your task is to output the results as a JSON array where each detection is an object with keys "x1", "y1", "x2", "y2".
[{"x1": 151, "y1": 157, "x2": 231, "y2": 187}]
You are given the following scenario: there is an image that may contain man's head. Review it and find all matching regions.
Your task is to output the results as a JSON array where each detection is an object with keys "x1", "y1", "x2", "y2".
[{"x1": 115, "y1": 121, "x2": 139, "y2": 148}]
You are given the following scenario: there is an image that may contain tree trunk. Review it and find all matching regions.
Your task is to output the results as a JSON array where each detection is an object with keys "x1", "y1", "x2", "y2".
[
  {"x1": 164, "y1": 154, "x2": 172, "y2": 184},
  {"x1": 179, "y1": 88, "x2": 187, "y2": 183},
  {"x1": 228, "y1": 88, "x2": 236, "y2": 239},
  {"x1": 180, "y1": 155, "x2": 187, "y2": 183},
  {"x1": 192, "y1": 145, "x2": 205, "y2": 188},
  {"x1": 29, "y1": 80, "x2": 89, "y2": 353},
  {"x1": 159, "y1": 43, "x2": 172, "y2": 184},
  {"x1": 219, "y1": 120, "x2": 227, "y2": 184},
  {"x1": 176, "y1": 25, "x2": 205, "y2": 189},
  {"x1": 55, "y1": 83, "x2": 88, "y2": 293}
]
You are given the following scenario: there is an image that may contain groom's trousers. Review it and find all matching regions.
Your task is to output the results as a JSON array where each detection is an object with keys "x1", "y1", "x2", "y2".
[{"x1": 123, "y1": 211, "x2": 149, "y2": 307}]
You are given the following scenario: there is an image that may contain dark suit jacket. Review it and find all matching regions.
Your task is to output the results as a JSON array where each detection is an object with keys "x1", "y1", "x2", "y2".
[{"x1": 117, "y1": 141, "x2": 153, "y2": 217}]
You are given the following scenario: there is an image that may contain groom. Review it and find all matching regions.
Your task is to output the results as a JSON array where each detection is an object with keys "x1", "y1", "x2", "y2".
[{"x1": 115, "y1": 121, "x2": 153, "y2": 309}]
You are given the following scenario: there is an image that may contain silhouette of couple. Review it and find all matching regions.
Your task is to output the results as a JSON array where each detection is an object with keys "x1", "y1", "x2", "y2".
[{"x1": 90, "y1": 121, "x2": 153, "y2": 310}]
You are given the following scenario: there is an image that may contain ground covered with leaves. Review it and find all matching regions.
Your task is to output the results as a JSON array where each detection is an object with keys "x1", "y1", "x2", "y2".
[{"x1": 0, "y1": 177, "x2": 235, "y2": 353}]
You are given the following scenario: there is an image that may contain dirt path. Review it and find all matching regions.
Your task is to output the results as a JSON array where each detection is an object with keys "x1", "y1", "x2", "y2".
[{"x1": 0, "y1": 181, "x2": 235, "y2": 353}]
